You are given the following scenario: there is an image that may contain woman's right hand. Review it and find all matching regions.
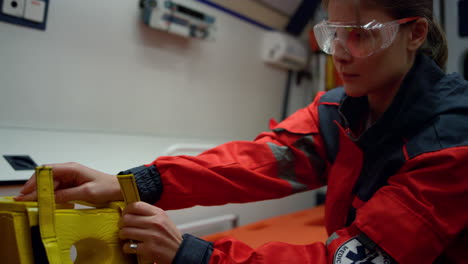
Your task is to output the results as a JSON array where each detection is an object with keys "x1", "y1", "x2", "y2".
[{"x1": 14, "y1": 162, "x2": 123, "y2": 204}]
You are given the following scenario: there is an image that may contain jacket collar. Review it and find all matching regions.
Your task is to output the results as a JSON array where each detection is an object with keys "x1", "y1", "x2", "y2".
[{"x1": 339, "y1": 54, "x2": 448, "y2": 149}]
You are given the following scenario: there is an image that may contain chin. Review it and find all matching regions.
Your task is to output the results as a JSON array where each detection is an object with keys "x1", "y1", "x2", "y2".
[{"x1": 343, "y1": 83, "x2": 367, "y2": 98}]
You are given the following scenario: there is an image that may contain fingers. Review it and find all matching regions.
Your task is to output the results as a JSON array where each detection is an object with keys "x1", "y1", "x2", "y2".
[
  {"x1": 122, "y1": 202, "x2": 163, "y2": 216},
  {"x1": 15, "y1": 177, "x2": 57, "y2": 201},
  {"x1": 14, "y1": 190, "x2": 37, "y2": 201},
  {"x1": 16, "y1": 162, "x2": 114, "y2": 203},
  {"x1": 20, "y1": 173, "x2": 37, "y2": 195},
  {"x1": 15, "y1": 184, "x2": 82, "y2": 203},
  {"x1": 119, "y1": 213, "x2": 141, "y2": 228},
  {"x1": 119, "y1": 205, "x2": 182, "y2": 264},
  {"x1": 19, "y1": 162, "x2": 76, "y2": 194},
  {"x1": 54, "y1": 185, "x2": 89, "y2": 203},
  {"x1": 119, "y1": 227, "x2": 152, "y2": 242},
  {"x1": 120, "y1": 210, "x2": 183, "y2": 244},
  {"x1": 119, "y1": 211, "x2": 161, "y2": 230}
]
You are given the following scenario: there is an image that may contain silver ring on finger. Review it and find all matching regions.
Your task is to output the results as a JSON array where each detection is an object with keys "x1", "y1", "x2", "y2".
[{"x1": 129, "y1": 242, "x2": 138, "y2": 254}]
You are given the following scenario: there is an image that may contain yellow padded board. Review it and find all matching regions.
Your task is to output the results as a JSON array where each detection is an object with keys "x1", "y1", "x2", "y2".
[{"x1": 0, "y1": 166, "x2": 142, "y2": 264}]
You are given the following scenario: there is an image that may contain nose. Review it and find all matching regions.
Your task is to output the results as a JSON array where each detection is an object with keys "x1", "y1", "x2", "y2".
[{"x1": 332, "y1": 39, "x2": 352, "y2": 64}]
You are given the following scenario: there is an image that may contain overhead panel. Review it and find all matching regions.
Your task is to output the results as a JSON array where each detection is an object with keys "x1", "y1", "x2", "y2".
[
  {"x1": 255, "y1": 0, "x2": 302, "y2": 16},
  {"x1": 196, "y1": 0, "x2": 290, "y2": 30}
]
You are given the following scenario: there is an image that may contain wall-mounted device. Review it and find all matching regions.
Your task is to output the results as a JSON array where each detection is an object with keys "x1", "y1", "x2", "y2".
[
  {"x1": 261, "y1": 31, "x2": 309, "y2": 71},
  {"x1": 463, "y1": 51, "x2": 468, "y2": 80},
  {"x1": 0, "y1": 0, "x2": 49, "y2": 30},
  {"x1": 459, "y1": 0, "x2": 467, "y2": 37},
  {"x1": 141, "y1": 0, "x2": 215, "y2": 40}
]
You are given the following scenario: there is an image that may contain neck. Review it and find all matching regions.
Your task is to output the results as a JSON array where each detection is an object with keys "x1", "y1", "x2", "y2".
[
  {"x1": 368, "y1": 58, "x2": 415, "y2": 123},
  {"x1": 367, "y1": 79, "x2": 402, "y2": 123}
]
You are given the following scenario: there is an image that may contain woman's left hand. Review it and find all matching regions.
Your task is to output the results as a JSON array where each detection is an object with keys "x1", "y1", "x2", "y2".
[{"x1": 119, "y1": 202, "x2": 183, "y2": 264}]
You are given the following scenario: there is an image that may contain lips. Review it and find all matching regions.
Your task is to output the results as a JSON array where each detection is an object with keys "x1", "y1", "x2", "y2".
[{"x1": 341, "y1": 72, "x2": 360, "y2": 81}]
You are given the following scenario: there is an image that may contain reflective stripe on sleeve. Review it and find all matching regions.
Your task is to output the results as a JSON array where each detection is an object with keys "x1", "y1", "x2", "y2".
[
  {"x1": 293, "y1": 135, "x2": 326, "y2": 178},
  {"x1": 267, "y1": 142, "x2": 308, "y2": 192}
]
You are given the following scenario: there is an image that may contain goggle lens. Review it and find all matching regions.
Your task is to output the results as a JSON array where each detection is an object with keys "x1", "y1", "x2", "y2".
[
  {"x1": 346, "y1": 28, "x2": 379, "y2": 57},
  {"x1": 315, "y1": 25, "x2": 384, "y2": 57},
  {"x1": 313, "y1": 17, "x2": 419, "y2": 58}
]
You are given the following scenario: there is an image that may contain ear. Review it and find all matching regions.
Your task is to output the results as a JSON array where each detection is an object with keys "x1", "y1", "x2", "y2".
[{"x1": 407, "y1": 18, "x2": 429, "y2": 52}]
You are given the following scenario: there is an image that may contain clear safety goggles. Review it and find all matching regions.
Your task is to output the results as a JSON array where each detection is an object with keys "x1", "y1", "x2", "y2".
[{"x1": 313, "y1": 17, "x2": 420, "y2": 58}]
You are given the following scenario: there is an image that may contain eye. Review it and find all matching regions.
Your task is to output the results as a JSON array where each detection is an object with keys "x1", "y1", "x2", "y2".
[
  {"x1": 349, "y1": 29, "x2": 369, "y2": 41},
  {"x1": 334, "y1": 28, "x2": 348, "y2": 39}
]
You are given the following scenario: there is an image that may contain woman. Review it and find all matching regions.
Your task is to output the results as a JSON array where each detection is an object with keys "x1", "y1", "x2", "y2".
[{"x1": 16, "y1": 0, "x2": 468, "y2": 263}]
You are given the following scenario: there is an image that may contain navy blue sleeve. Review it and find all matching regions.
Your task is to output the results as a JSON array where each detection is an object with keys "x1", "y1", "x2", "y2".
[
  {"x1": 118, "y1": 165, "x2": 163, "y2": 204},
  {"x1": 172, "y1": 234, "x2": 213, "y2": 264}
]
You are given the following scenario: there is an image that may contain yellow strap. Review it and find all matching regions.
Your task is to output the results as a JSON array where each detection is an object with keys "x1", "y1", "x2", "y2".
[
  {"x1": 37, "y1": 166, "x2": 62, "y2": 264},
  {"x1": 117, "y1": 174, "x2": 143, "y2": 264},
  {"x1": 117, "y1": 174, "x2": 141, "y2": 204}
]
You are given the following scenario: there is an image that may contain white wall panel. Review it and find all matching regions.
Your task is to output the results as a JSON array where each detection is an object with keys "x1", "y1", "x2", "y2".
[
  {"x1": 0, "y1": 0, "x2": 286, "y2": 141},
  {"x1": 0, "y1": 0, "x2": 320, "y2": 232}
]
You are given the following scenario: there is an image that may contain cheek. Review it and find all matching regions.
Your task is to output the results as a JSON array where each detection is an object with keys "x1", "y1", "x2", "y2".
[
  {"x1": 343, "y1": 56, "x2": 396, "y2": 95},
  {"x1": 339, "y1": 41, "x2": 408, "y2": 96},
  {"x1": 356, "y1": 57, "x2": 386, "y2": 82},
  {"x1": 362, "y1": 45, "x2": 407, "y2": 82},
  {"x1": 381, "y1": 46, "x2": 409, "y2": 78},
  {"x1": 385, "y1": 34, "x2": 410, "y2": 69}
]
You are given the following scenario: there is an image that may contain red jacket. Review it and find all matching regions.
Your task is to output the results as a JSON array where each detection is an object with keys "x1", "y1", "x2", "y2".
[{"x1": 122, "y1": 55, "x2": 468, "y2": 263}]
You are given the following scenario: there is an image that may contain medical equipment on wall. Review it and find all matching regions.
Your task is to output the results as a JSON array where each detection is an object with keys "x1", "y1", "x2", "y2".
[
  {"x1": 457, "y1": 0, "x2": 467, "y2": 79},
  {"x1": 0, "y1": 0, "x2": 49, "y2": 30},
  {"x1": 261, "y1": 31, "x2": 309, "y2": 71},
  {"x1": 140, "y1": 0, "x2": 215, "y2": 40}
]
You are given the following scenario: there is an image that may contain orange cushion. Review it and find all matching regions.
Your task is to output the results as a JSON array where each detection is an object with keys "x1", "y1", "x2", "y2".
[{"x1": 202, "y1": 205, "x2": 327, "y2": 248}]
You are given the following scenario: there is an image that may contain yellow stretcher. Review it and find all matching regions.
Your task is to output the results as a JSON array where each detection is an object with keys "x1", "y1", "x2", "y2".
[{"x1": 0, "y1": 166, "x2": 141, "y2": 264}]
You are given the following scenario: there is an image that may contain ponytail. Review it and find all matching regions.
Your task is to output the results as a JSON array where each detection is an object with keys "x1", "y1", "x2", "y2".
[{"x1": 421, "y1": 18, "x2": 448, "y2": 70}]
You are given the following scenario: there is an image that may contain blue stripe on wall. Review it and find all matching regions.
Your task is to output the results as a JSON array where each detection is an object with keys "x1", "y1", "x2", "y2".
[{"x1": 194, "y1": 0, "x2": 274, "y2": 30}]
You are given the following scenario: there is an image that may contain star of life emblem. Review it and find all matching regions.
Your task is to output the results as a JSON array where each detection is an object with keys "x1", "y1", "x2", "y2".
[{"x1": 333, "y1": 237, "x2": 392, "y2": 264}]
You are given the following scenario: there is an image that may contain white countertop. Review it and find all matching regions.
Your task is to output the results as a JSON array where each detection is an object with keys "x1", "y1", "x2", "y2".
[
  {"x1": 0, "y1": 127, "x2": 223, "y2": 183},
  {"x1": 0, "y1": 126, "x2": 317, "y2": 233}
]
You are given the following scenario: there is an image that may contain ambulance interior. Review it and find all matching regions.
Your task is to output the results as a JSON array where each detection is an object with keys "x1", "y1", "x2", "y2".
[{"x1": 0, "y1": 0, "x2": 466, "y2": 260}]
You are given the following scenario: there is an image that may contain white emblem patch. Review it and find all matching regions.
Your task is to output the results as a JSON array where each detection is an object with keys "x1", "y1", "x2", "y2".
[{"x1": 333, "y1": 237, "x2": 392, "y2": 264}]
